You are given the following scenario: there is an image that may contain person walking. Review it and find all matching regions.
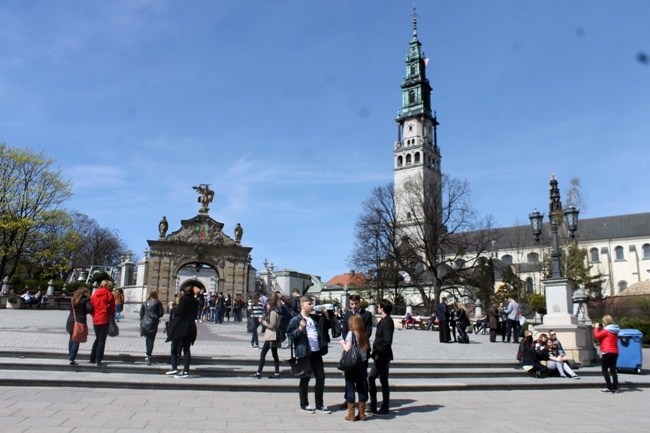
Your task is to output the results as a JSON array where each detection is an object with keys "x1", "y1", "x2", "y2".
[
  {"x1": 249, "y1": 294, "x2": 264, "y2": 349},
  {"x1": 286, "y1": 296, "x2": 332, "y2": 414},
  {"x1": 594, "y1": 315, "x2": 620, "y2": 394},
  {"x1": 113, "y1": 288, "x2": 124, "y2": 322},
  {"x1": 66, "y1": 287, "x2": 93, "y2": 365},
  {"x1": 166, "y1": 286, "x2": 198, "y2": 378},
  {"x1": 251, "y1": 298, "x2": 281, "y2": 379},
  {"x1": 368, "y1": 299, "x2": 394, "y2": 416},
  {"x1": 140, "y1": 290, "x2": 164, "y2": 366},
  {"x1": 89, "y1": 280, "x2": 116, "y2": 366}
]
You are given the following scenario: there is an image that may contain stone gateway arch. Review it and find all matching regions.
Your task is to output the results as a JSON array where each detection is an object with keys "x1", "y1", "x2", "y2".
[{"x1": 146, "y1": 185, "x2": 254, "y2": 306}]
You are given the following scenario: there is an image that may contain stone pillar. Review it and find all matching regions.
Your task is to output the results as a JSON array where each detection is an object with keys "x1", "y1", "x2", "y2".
[
  {"x1": 532, "y1": 278, "x2": 597, "y2": 366},
  {"x1": 119, "y1": 253, "x2": 135, "y2": 288},
  {"x1": 1, "y1": 276, "x2": 9, "y2": 295},
  {"x1": 47, "y1": 279, "x2": 55, "y2": 296},
  {"x1": 474, "y1": 299, "x2": 483, "y2": 319}
]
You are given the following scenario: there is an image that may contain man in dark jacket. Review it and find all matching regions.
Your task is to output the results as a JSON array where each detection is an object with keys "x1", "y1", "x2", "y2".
[
  {"x1": 286, "y1": 296, "x2": 332, "y2": 414},
  {"x1": 436, "y1": 297, "x2": 450, "y2": 343},
  {"x1": 368, "y1": 299, "x2": 395, "y2": 415}
]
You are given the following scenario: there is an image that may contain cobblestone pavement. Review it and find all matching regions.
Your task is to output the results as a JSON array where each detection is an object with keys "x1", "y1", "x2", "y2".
[{"x1": 0, "y1": 386, "x2": 646, "y2": 433}]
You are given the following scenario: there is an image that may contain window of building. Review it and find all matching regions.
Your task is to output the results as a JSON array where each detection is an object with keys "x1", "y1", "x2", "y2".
[
  {"x1": 397, "y1": 156, "x2": 403, "y2": 167},
  {"x1": 617, "y1": 280, "x2": 628, "y2": 293},
  {"x1": 414, "y1": 152, "x2": 420, "y2": 163},
  {"x1": 590, "y1": 247, "x2": 600, "y2": 263},
  {"x1": 527, "y1": 252, "x2": 539, "y2": 263},
  {"x1": 615, "y1": 246, "x2": 625, "y2": 261},
  {"x1": 502, "y1": 255, "x2": 513, "y2": 265},
  {"x1": 409, "y1": 90, "x2": 415, "y2": 104},
  {"x1": 526, "y1": 277, "x2": 534, "y2": 294},
  {"x1": 643, "y1": 243, "x2": 650, "y2": 259},
  {"x1": 407, "y1": 212, "x2": 412, "y2": 221},
  {"x1": 406, "y1": 154, "x2": 412, "y2": 165}
]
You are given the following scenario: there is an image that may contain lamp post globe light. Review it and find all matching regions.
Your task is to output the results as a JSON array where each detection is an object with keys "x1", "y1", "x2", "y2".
[
  {"x1": 526, "y1": 175, "x2": 596, "y2": 366},
  {"x1": 528, "y1": 174, "x2": 579, "y2": 279}
]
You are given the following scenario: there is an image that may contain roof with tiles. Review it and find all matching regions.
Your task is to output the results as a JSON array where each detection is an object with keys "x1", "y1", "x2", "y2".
[
  {"x1": 326, "y1": 270, "x2": 369, "y2": 286},
  {"x1": 492, "y1": 212, "x2": 650, "y2": 250}
]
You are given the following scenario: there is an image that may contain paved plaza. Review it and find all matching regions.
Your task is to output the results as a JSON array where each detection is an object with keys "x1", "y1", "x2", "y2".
[{"x1": 0, "y1": 309, "x2": 648, "y2": 432}]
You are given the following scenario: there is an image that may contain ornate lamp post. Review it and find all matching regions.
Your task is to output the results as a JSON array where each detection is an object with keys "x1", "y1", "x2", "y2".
[
  {"x1": 527, "y1": 175, "x2": 595, "y2": 366},
  {"x1": 528, "y1": 174, "x2": 579, "y2": 279}
]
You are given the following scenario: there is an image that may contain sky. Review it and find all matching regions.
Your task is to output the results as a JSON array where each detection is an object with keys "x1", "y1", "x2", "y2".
[{"x1": 1, "y1": 0, "x2": 649, "y2": 282}]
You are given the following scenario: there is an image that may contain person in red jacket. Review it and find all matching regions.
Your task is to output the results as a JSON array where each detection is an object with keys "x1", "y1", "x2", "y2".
[
  {"x1": 89, "y1": 280, "x2": 116, "y2": 366},
  {"x1": 594, "y1": 314, "x2": 620, "y2": 394}
]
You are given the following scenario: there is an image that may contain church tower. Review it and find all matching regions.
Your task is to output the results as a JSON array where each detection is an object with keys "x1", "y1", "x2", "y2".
[{"x1": 394, "y1": 11, "x2": 442, "y2": 238}]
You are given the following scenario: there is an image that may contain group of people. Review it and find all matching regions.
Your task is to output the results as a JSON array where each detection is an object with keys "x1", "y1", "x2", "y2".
[
  {"x1": 286, "y1": 294, "x2": 395, "y2": 420},
  {"x1": 435, "y1": 296, "x2": 471, "y2": 343},
  {"x1": 20, "y1": 290, "x2": 45, "y2": 308},
  {"x1": 517, "y1": 330, "x2": 580, "y2": 379},
  {"x1": 484, "y1": 297, "x2": 524, "y2": 343},
  {"x1": 195, "y1": 291, "x2": 247, "y2": 324}
]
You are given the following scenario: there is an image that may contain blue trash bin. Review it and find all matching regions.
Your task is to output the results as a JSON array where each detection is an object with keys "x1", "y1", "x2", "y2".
[{"x1": 616, "y1": 329, "x2": 643, "y2": 374}]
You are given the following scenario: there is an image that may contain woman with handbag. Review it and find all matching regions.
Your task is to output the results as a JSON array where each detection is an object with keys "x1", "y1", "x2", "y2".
[
  {"x1": 140, "y1": 290, "x2": 164, "y2": 366},
  {"x1": 66, "y1": 287, "x2": 93, "y2": 365},
  {"x1": 251, "y1": 298, "x2": 281, "y2": 379},
  {"x1": 339, "y1": 314, "x2": 370, "y2": 421}
]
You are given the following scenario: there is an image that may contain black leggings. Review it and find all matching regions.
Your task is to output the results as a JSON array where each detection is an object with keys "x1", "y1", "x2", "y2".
[
  {"x1": 257, "y1": 341, "x2": 279, "y2": 374},
  {"x1": 601, "y1": 353, "x2": 618, "y2": 391}
]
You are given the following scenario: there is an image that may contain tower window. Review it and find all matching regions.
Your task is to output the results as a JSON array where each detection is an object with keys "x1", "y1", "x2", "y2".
[
  {"x1": 414, "y1": 152, "x2": 420, "y2": 164},
  {"x1": 409, "y1": 90, "x2": 415, "y2": 104},
  {"x1": 406, "y1": 154, "x2": 412, "y2": 165},
  {"x1": 407, "y1": 212, "x2": 412, "y2": 221},
  {"x1": 397, "y1": 156, "x2": 403, "y2": 167}
]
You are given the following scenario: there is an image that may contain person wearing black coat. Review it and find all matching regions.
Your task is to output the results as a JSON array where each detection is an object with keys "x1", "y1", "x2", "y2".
[
  {"x1": 368, "y1": 299, "x2": 395, "y2": 415},
  {"x1": 436, "y1": 297, "x2": 451, "y2": 343},
  {"x1": 455, "y1": 306, "x2": 470, "y2": 343},
  {"x1": 140, "y1": 290, "x2": 164, "y2": 366},
  {"x1": 66, "y1": 287, "x2": 93, "y2": 365},
  {"x1": 166, "y1": 286, "x2": 198, "y2": 378}
]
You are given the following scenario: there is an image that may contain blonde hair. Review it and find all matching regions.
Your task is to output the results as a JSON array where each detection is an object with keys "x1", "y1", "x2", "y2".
[
  {"x1": 100, "y1": 280, "x2": 113, "y2": 289},
  {"x1": 602, "y1": 315, "x2": 614, "y2": 326},
  {"x1": 72, "y1": 287, "x2": 90, "y2": 306},
  {"x1": 348, "y1": 314, "x2": 370, "y2": 352}
]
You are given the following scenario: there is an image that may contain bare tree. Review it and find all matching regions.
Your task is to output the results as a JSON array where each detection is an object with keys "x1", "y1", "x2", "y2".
[
  {"x1": 348, "y1": 183, "x2": 415, "y2": 309},
  {"x1": 398, "y1": 173, "x2": 495, "y2": 311}
]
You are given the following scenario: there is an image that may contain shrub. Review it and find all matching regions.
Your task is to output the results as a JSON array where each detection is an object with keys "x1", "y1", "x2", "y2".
[
  {"x1": 528, "y1": 293, "x2": 547, "y2": 315},
  {"x1": 617, "y1": 318, "x2": 650, "y2": 346}
]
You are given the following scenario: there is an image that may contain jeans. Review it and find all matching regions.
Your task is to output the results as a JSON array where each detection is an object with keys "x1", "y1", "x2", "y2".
[
  {"x1": 601, "y1": 353, "x2": 618, "y2": 391},
  {"x1": 368, "y1": 357, "x2": 390, "y2": 410},
  {"x1": 171, "y1": 337, "x2": 192, "y2": 373},
  {"x1": 257, "y1": 341, "x2": 279, "y2": 374},
  {"x1": 68, "y1": 337, "x2": 80, "y2": 362},
  {"x1": 214, "y1": 308, "x2": 222, "y2": 323},
  {"x1": 345, "y1": 360, "x2": 368, "y2": 403},
  {"x1": 145, "y1": 332, "x2": 157, "y2": 358},
  {"x1": 506, "y1": 318, "x2": 520, "y2": 342},
  {"x1": 90, "y1": 323, "x2": 109, "y2": 363},
  {"x1": 299, "y1": 351, "x2": 325, "y2": 408}
]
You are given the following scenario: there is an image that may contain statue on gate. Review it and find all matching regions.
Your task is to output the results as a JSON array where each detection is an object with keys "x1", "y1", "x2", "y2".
[{"x1": 193, "y1": 184, "x2": 215, "y2": 214}]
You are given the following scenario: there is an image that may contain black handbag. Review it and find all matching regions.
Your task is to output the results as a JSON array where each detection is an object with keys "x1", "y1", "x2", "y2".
[
  {"x1": 337, "y1": 333, "x2": 363, "y2": 372},
  {"x1": 108, "y1": 316, "x2": 120, "y2": 337},
  {"x1": 288, "y1": 345, "x2": 312, "y2": 378},
  {"x1": 246, "y1": 318, "x2": 255, "y2": 333}
]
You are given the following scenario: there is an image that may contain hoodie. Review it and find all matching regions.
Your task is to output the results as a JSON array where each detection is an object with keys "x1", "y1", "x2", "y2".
[{"x1": 594, "y1": 324, "x2": 620, "y2": 354}]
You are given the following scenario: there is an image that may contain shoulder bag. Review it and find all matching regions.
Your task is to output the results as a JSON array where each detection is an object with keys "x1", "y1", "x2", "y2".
[
  {"x1": 70, "y1": 304, "x2": 88, "y2": 343},
  {"x1": 287, "y1": 344, "x2": 312, "y2": 378},
  {"x1": 337, "y1": 333, "x2": 363, "y2": 372},
  {"x1": 108, "y1": 315, "x2": 120, "y2": 337}
]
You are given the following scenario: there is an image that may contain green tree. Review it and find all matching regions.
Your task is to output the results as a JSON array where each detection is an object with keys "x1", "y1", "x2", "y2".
[
  {"x1": 543, "y1": 241, "x2": 603, "y2": 295},
  {"x1": 0, "y1": 144, "x2": 72, "y2": 280}
]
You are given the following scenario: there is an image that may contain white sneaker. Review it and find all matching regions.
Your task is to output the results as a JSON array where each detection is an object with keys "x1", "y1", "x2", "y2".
[
  {"x1": 316, "y1": 405, "x2": 331, "y2": 414},
  {"x1": 165, "y1": 369, "x2": 179, "y2": 375},
  {"x1": 174, "y1": 371, "x2": 189, "y2": 379},
  {"x1": 300, "y1": 405, "x2": 316, "y2": 413}
]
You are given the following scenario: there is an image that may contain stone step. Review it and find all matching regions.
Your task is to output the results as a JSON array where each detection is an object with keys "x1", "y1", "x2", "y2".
[{"x1": 0, "y1": 367, "x2": 645, "y2": 393}]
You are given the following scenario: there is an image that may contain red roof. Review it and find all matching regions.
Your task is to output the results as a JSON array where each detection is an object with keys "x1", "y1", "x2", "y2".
[{"x1": 327, "y1": 271, "x2": 369, "y2": 286}]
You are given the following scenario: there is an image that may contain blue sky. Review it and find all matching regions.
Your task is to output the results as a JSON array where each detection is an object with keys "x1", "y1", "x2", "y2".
[{"x1": 1, "y1": 1, "x2": 649, "y2": 281}]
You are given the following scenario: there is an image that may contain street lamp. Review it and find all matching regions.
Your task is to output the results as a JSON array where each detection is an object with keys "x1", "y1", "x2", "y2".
[{"x1": 529, "y1": 174, "x2": 579, "y2": 279}]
